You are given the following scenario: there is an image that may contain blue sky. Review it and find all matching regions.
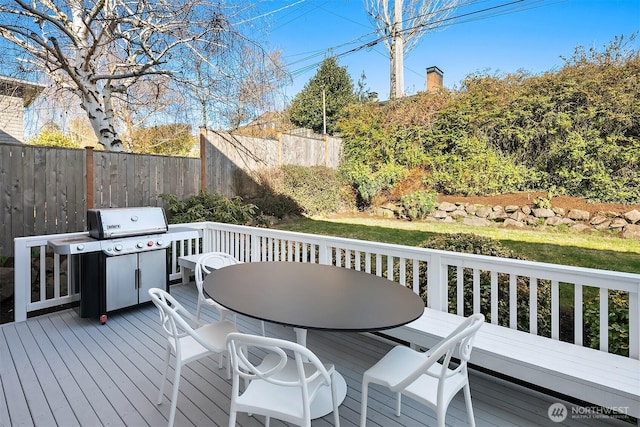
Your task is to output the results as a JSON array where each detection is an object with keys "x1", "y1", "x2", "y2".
[{"x1": 256, "y1": 0, "x2": 640, "y2": 102}]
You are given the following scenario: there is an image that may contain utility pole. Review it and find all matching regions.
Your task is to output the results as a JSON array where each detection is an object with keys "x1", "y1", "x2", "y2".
[
  {"x1": 391, "y1": 0, "x2": 404, "y2": 98},
  {"x1": 322, "y1": 88, "x2": 327, "y2": 135}
]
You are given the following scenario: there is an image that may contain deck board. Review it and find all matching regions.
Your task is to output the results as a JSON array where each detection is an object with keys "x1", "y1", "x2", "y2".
[{"x1": 1, "y1": 283, "x2": 631, "y2": 427}]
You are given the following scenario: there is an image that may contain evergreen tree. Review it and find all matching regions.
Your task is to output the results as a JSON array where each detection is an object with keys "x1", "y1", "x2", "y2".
[{"x1": 288, "y1": 57, "x2": 355, "y2": 134}]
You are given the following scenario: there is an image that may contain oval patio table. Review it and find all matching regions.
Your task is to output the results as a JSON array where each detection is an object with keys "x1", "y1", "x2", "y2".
[{"x1": 203, "y1": 261, "x2": 425, "y2": 419}]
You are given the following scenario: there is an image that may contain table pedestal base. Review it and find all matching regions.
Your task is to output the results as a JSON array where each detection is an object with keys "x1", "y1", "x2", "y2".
[
  {"x1": 311, "y1": 371, "x2": 347, "y2": 419},
  {"x1": 293, "y1": 328, "x2": 348, "y2": 419}
]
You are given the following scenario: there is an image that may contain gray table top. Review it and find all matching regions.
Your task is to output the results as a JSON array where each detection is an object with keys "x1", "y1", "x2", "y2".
[{"x1": 203, "y1": 261, "x2": 425, "y2": 332}]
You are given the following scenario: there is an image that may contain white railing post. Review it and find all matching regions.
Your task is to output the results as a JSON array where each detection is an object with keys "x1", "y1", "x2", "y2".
[
  {"x1": 427, "y1": 253, "x2": 447, "y2": 312},
  {"x1": 318, "y1": 241, "x2": 330, "y2": 265},
  {"x1": 250, "y1": 232, "x2": 260, "y2": 262},
  {"x1": 13, "y1": 238, "x2": 29, "y2": 322}
]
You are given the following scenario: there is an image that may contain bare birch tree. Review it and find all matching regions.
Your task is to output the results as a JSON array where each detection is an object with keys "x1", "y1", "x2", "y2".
[
  {"x1": 177, "y1": 10, "x2": 289, "y2": 131},
  {"x1": 0, "y1": 0, "x2": 239, "y2": 151},
  {"x1": 365, "y1": 0, "x2": 461, "y2": 99}
]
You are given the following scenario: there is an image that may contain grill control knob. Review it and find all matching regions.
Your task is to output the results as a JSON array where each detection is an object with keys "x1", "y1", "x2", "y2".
[
  {"x1": 76, "y1": 244, "x2": 84, "y2": 251},
  {"x1": 136, "y1": 242, "x2": 144, "y2": 249},
  {"x1": 147, "y1": 241, "x2": 154, "y2": 247},
  {"x1": 156, "y1": 240, "x2": 164, "y2": 246},
  {"x1": 115, "y1": 244, "x2": 123, "y2": 252}
]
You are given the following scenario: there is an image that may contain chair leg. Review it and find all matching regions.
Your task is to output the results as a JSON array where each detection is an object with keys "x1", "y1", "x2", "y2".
[
  {"x1": 330, "y1": 372, "x2": 340, "y2": 427},
  {"x1": 261, "y1": 320, "x2": 266, "y2": 336},
  {"x1": 196, "y1": 301, "x2": 202, "y2": 322},
  {"x1": 463, "y1": 383, "x2": 476, "y2": 427},
  {"x1": 360, "y1": 379, "x2": 369, "y2": 427},
  {"x1": 395, "y1": 392, "x2": 402, "y2": 417},
  {"x1": 436, "y1": 403, "x2": 447, "y2": 427},
  {"x1": 168, "y1": 362, "x2": 182, "y2": 427},
  {"x1": 265, "y1": 416, "x2": 271, "y2": 427},
  {"x1": 228, "y1": 408, "x2": 237, "y2": 427},
  {"x1": 157, "y1": 345, "x2": 171, "y2": 404}
]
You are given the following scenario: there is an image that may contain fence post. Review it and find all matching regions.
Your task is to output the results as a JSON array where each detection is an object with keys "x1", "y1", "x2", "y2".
[
  {"x1": 200, "y1": 127, "x2": 207, "y2": 192},
  {"x1": 86, "y1": 147, "x2": 94, "y2": 209}
]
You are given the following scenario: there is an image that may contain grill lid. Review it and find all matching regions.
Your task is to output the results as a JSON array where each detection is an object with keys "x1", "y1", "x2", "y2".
[{"x1": 88, "y1": 207, "x2": 168, "y2": 239}]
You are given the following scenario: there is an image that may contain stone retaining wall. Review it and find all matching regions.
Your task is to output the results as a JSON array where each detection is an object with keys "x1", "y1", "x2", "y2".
[{"x1": 378, "y1": 202, "x2": 640, "y2": 239}]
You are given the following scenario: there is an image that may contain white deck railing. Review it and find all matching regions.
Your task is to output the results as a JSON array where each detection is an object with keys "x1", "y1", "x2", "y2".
[{"x1": 13, "y1": 221, "x2": 640, "y2": 359}]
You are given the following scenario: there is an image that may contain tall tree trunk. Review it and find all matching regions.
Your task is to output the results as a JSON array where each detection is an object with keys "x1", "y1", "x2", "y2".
[{"x1": 78, "y1": 77, "x2": 124, "y2": 151}]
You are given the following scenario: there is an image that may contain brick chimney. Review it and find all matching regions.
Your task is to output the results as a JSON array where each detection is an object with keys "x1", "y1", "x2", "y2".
[{"x1": 426, "y1": 66, "x2": 443, "y2": 92}]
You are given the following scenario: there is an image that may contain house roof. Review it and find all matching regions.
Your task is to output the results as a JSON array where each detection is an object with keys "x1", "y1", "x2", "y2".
[{"x1": 0, "y1": 75, "x2": 46, "y2": 107}]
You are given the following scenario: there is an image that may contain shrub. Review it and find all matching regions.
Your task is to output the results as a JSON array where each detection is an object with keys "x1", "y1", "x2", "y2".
[
  {"x1": 256, "y1": 165, "x2": 352, "y2": 216},
  {"x1": 342, "y1": 163, "x2": 406, "y2": 207},
  {"x1": 533, "y1": 189, "x2": 554, "y2": 209},
  {"x1": 401, "y1": 189, "x2": 438, "y2": 220},
  {"x1": 250, "y1": 193, "x2": 302, "y2": 219},
  {"x1": 426, "y1": 136, "x2": 529, "y2": 196},
  {"x1": 28, "y1": 129, "x2": 79, "y2": 148},
  {"x1": 399, "y1": 233, "x2": 552, "y2": 335},
  {"x1": 160, "y1": 191, "x2": 256, "y2": 225}
]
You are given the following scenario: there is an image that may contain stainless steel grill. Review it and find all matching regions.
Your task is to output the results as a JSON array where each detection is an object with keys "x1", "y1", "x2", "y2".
[{"x1": 48, "y1": 207, "x2": 199, "y2": 323}]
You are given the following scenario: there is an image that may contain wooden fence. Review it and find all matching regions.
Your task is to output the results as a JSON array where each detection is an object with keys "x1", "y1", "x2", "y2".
[{"x1": 1, "y1": 131, "x2": 342, "y2": 257}]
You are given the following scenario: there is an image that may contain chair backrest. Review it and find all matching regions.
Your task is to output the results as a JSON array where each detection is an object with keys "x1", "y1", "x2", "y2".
[
  {"x1": 393, "y1": 313, "x2": 485, "y2": 392},
  {"x1": 194, "y1": 252, "x2": 241, "y2": 293},
  {"x1": 149, "y1": 287, "x2": 197, "y2": 339},
  {"x1": 148, "y1": 287, "x2": 213, "y2": 355},
  {"x1": 226, "y1": 332, "x2": 332, "y2": 417}
]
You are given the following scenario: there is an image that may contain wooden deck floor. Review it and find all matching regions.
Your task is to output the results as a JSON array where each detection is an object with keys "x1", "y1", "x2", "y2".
[{"x1": 1, "y1": 283, "x2": 630, "y2": 427}]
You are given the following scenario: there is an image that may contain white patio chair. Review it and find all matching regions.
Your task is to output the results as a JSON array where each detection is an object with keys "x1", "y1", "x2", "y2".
[
  {"x1": 148, "y1": 287, "x2": 238, "y2": 427},
  {"x1": 360, "y1": 313, "x2": 485, "y2": 427},
  {"x1": 195, "y1": 252, "x2": 266, "y2": 336},
  {"x1": 226, "y1": 332, "x2": 340, "y2": 427}
]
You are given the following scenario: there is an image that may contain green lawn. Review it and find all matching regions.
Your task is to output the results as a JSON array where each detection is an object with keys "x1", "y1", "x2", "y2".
[{"x1": 273, "y1": 215, "x2": 640, "y2": 274}]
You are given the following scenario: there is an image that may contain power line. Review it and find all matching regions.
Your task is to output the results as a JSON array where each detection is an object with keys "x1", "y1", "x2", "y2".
[{"x1": 285, "y1": 0, "x2": 555, "y2": 79}]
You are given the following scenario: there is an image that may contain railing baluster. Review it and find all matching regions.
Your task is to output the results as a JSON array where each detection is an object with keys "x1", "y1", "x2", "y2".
[
  {"x1": 509, "y1": 274, "x2": 517, "y2": 329},
  {"x1": 53, "y1": 252, "x2": 61, "y2": 299},
  {"x1": 551, "y1": 280, "x2": 560, "y2": 340},
  {"x1": 599, "y1": 287, "x2": 609, "y2": 352},
  {"x1": 530, "y1": 277, "x2": 538, "y2": 336},
  {"x1": 473, "y1": 268, "x2": 481, "y2": 314},
  {"x1": 457, "y1": 265, "x2": 464, "y2": 315},
  {"x1": 412, "y1": 259, "x2": 419, "y2": 294},
  {"x1": 575, "y1": 284, "x2": 583, "y2": 346},
  {"x1": 490, "y1": 271, "x2": 498, "y2": 324}
]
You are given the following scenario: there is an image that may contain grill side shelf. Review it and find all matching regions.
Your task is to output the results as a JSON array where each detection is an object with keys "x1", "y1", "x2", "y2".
[{"x1": 48, "y1": 236, "x2": 102, "y2": 255}]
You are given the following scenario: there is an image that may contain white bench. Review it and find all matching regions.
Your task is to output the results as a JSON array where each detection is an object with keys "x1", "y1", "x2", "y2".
[
  {"x1": 177, "y1": 253, "x2": 203, "y2": 284},
  {"x1": 384, "y1": 308, "x2": 640, "y2": 420}
]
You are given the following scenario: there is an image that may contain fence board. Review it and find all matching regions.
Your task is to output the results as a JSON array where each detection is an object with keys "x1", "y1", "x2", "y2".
[
  {"x1": 21, "y1": 148, "x2": 34, "y2": 236},
  {"x1": 11, "y1": 147, "x2": 24, "y2": 240},
  {"x1": 33, "y1": 148, "x2": 47, "y2": 235},
  {"x1": 0, "y1": 146, "x2": 11, "y2": 255}
]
